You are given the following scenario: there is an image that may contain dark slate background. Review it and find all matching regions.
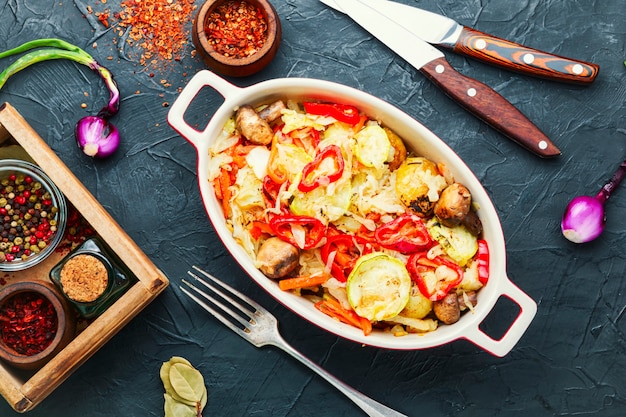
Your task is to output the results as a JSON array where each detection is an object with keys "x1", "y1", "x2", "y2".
[{"x1": 0, "y1": 0, "x2": 625, "y2": 416}]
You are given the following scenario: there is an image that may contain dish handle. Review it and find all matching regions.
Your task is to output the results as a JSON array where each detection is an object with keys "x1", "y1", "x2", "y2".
[
  {"x1": 167, "y1": 70, "x2": 240, "y2": 148},
  {"x1": 462, "y1": 277, "x2": 537, "y2": 357}
]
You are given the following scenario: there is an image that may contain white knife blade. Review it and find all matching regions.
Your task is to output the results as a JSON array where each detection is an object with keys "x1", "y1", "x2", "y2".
[
  {"x1": 320, "y1": 0, "x2": 560, "y2": 157},
  {"x1": 321, "y1": 0, "x2": 444, "y2": 70},
  {"x1": 326, "y1": 0, "x2": 599, "y2": 84}
]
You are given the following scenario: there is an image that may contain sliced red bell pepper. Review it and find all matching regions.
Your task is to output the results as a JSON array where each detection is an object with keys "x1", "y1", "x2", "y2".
[
  {"x1": 262, "y1": 175, "x2": 285, "y2": 207},
  {"x1": 374, "y1": 214, "x2": 432, "y2": 253},
  {"x1": 303, "y1": 102, "x2": 361, "y2": 125},
  {"x1": 269, "y1": 214, "x2": 326, "y2": 250},
  {"x1": 407, "y1": 252, "x2": 464, "y2": 301},
  {"x1": 320, "y1": 233, "x2": 374, "y2": 282},
  {"x1": 476, "y1": 239, "x2": 489, "y2": 284},
  {"x1": 298, "y1": 145, "x2": 345, "y2": 192}
]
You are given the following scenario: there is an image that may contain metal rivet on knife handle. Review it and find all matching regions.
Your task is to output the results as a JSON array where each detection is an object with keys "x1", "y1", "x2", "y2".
[
  {"x1": 420, "y1": 57, "x2": 561, "y2": 158},
  {"x1": 455, "y1": 27, "x2": 599, "y2": 85}
]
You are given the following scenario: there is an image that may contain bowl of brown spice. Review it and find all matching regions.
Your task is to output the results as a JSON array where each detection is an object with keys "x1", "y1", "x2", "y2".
[
  {"x1": 193, "y1": 0, "x2": 281, "y2": 77},
  {"x1": 50, "y1": 237, "x2": 136, "y2": 319},
  {"x1": 0, "y1": 280, "x2": 76, "y2": 370}
]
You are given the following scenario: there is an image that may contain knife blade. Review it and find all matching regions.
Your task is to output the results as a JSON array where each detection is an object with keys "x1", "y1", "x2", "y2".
[
  {"x1": 321, "y1": 0, "x2": 561, "y2": 157},
  {"x1": 350, "y1": 0, "x2": 599, "y2": 85}
]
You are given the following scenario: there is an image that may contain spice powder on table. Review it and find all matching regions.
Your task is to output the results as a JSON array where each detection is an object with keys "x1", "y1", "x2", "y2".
[
  {"x1": 60, "y1": 254, "x2": 108, "y2": 303},
  {"x1": 205, "y1": 0, "x2": 268, "y2": 59}
]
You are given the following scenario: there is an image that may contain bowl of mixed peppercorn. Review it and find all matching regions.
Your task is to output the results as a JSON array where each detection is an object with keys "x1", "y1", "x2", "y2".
[
  {"x1": 0, "y1": 159, "x2": 67, "y2": 271},
  {"x1": 193, "y1": 0, "x2": 282, "y2": 77}
]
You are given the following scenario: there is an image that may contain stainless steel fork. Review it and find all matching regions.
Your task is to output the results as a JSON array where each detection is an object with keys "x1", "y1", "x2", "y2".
[{"x1": 180, "y1": 266, "x2": 408, "y2": 417}]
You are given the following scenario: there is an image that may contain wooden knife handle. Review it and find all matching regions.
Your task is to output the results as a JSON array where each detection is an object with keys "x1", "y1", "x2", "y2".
[
  {"x1": 454, "y1": 26, "x2": 599, "y2": 85},
  {"x1": 420, "y1": 57, "x2": 560, "y2": 158}
]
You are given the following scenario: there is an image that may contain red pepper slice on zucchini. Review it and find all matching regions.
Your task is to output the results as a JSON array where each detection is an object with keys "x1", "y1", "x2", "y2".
[
  {"x1": 320, "y1": 232, "x2": 374, "y2": 282},
  {"x1": 374, "y1": 214, "x2": 432, "y2": 253},
  {"x1": 269, "y1": 214, "x2": 326, "y2": 250},
  {"x1": 298, "y1": 145, "x2": 345, "y2": 192},
  {"x1": 303, "y1": 102, "x2": 361, "y2": 125},
  {"x1": 407, "y1": 252, "x2": 464, "y2": 301},
  {"x1": 476, "y1": 239, "x2": 489, "y2": 284}
]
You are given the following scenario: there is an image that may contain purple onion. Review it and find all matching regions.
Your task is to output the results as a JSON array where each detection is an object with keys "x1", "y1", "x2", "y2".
[
  {"x1": 561, "y1": 160, "x2": 626, "y2": 243},
  {"x1": 75, "y1": 115, "x2": 120, "y2": 158}
]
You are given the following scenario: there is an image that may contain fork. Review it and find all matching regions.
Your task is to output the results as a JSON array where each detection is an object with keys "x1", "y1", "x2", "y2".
[{"x1": 180, "y1": 266, "x2": 408, "y2": 417}]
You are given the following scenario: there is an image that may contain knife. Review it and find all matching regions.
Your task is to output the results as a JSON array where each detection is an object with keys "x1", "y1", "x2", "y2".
[
  {"x1": 350, "y1": 0, "x2": 599, "y2": 85},
  {"x1": 321, "y1": 0, "x2": 561, "y2": 157}
]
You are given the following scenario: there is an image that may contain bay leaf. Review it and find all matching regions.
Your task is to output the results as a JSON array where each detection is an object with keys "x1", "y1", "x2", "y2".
[
  {"x1": 169, "y1": 362, "x2": 206, "y2": 403},
  {"x1": 160, "y1": 356, "x2": 208, "y2": 413},
  {"x1": 160, "y1": 356, "x2": 195, "y2": 400},
  {"x1": 164, "y1": 393, "x2": 197, "y2": 417}
]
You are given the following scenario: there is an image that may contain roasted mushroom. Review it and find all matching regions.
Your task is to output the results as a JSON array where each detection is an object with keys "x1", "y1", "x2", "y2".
[
  {"x1": 235, "y1": 105, "x2": 273, "y2": 145},
  {"x1": 256, "y1": 237, "x2": 300, "y2": 279},
  {"x1": 461, "y1": 209, "x2": 483, "y2": 237},
  {"x1": 458, "y1": 291, "x2": 478, "y2": 312},
  {"x1": 433, "y1": 291, "x2": 478, "y2": 324},
  {"x1": 434, "y1": 183, "x2": 471, "y2": 227},
  {"x1": 433, "y1": 292, "x2": 461, "y2": 325},
  {"x1": 258, "y1": 100, "x2": 286, "y2": 123}
]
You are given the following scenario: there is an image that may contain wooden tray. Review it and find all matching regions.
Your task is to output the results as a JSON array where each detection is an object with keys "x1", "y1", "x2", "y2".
[{"x1": 0, "y1": 103, "x2": 169, "y2": 413}]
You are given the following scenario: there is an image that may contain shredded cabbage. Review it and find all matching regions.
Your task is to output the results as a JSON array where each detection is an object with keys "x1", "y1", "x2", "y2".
[{"x1": 213, "y1": 99, "x2": 487, "y2": 338}]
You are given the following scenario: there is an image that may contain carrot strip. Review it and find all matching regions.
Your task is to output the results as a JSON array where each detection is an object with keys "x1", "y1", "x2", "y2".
[
  {"x1": 218, "y1": 169, "x2": 232, "y2": 218},
  {"x1": 290, "y1": 134, "x2": 309, "y2": 151},
  {"x1": 213, "y1": 177, "x2": 223, "y2": 200},
  {"x1": 359, "y1": 316, "x2": 373, "y2": 336},
  {"x1": 352, "y1": 115, "x2": 368, "y2": 134},
  {"x1": 315, "y1": 297, "x2": 372, "y2": 336},
  {"x1": 249, "y1": 221, "x2": 273, "y2": 240},
  {"x1": 279, "y1": 274, "x2": 328, "y2": 291}
]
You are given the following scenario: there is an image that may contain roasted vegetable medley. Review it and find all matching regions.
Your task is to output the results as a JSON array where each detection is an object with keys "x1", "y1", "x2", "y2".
[{"x1": 209, "y1": 100, "x2": 489, "y2": 336}]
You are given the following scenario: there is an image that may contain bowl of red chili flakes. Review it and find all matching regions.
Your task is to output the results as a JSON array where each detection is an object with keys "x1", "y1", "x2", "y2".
[
  {"x1": 193, "y1": 0, "x2": 281, "y2": 77},
  {"x1": 0, "y1": 280, "x2": 76, "y2": 370}
]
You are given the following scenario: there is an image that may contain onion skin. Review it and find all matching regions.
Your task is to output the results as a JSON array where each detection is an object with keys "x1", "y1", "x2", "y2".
[{"x1": 75, "y1": 116, "x2": 120, "y2": 158}]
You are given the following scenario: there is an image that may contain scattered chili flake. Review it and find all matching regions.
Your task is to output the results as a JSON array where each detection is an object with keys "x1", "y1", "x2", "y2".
[
  {"x1": 205, "y1": 0, "x2": 268, "y2": 59},
  {"x1": 115, "y1": 0, "x2": 198, "y2": 67},
  {"x1": 0, "y1": 291, "x2": 58, "y2": 356},
  {"x1": 97, "y1": 12, "x2": 110, "y2": 28}
]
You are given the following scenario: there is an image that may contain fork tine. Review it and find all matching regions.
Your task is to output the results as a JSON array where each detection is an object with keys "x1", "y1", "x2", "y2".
[
  {"x1": 180, "y1": 275, "x2": 250, "y2": 326},
  {"x1": 191, "y1": 265, "x2": 269, "y2": 315},
  {"x1": 186, "y1": 270, "x2": 256, "y2": 320},
  {"x1": 180, "y1": 279, "x2": 251, "y2": 340}
]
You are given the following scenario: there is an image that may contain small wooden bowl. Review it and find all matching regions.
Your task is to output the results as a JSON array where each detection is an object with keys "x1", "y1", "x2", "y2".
[
  {"x1": 193, "y1": 0, "x2": 281, "y2": 77},
  {"x1": 0, "y1": 281, "x2": 76, "y2": 370}
]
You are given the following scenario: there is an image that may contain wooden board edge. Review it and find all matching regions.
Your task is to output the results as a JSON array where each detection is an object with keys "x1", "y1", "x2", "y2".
[
  {"x1": 0, "y1": 366, "x2": 31, "y2": 413},
  {"x1": 0, "y1": 103, "x2": 170, "y2": 293},
  {"x1": 18, "y1": 284, "x2": 159, "y2": 412}
]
